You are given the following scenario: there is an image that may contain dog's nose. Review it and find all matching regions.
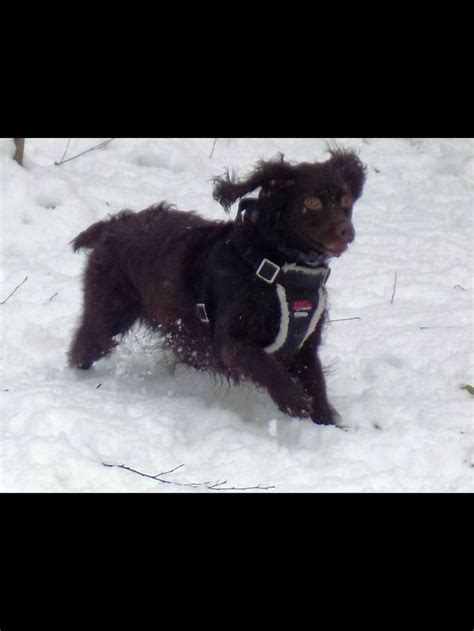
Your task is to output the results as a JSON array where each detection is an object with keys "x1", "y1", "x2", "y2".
[{"x1": 335, "y1": 220, "x2": 355, "y2": 243}]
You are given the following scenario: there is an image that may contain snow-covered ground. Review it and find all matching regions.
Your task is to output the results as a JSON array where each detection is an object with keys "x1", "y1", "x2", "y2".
[{"x1": 1, "y1": 137, "x2": 473, "y2": 492}]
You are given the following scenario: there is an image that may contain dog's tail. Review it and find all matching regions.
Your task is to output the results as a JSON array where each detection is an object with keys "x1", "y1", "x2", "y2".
[
  {"x1": 70, "y1": 211, "x2": 135, "y2": 252},
  {"x1": 70, "y1": 219, "x2": 110, "y2": 252}
]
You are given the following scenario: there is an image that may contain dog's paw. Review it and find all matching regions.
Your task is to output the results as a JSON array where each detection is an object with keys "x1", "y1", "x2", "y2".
[
  {"x1": 311, "y1": 402, "x2": 342, "y2": 426},
  {"x1": 275, "y1": 387, "x2": 314, "y2": 419},
  {"x1": 68, "y1": 338, "x2": 118, "y2": 370},
  {"x1": 76, "y1": 360, "x2": 93, "y2": 370}
]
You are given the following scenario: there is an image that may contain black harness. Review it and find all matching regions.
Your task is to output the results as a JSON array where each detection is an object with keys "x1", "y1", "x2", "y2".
[{"x1": 196, "y1": 199, "x2": 330, "y2": 357}]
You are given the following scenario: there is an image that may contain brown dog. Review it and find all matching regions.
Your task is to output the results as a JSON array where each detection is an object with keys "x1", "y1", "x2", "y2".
[{"x1": 69, "y1": 148, "x2": 366, "y2": 424}]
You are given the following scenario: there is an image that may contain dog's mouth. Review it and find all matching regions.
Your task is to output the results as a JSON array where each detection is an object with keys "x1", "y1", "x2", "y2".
[
  {"x1": 311, "y1": 242, "x2": 348, "y2": 258},
  {"x1": 323, "y1": 244, "x2": 347, "y2": 258}
]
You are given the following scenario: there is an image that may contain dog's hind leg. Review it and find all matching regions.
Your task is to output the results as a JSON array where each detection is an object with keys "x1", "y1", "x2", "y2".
[{"x1": 68, "y1": 250, "x2": 140, "y2": 369}]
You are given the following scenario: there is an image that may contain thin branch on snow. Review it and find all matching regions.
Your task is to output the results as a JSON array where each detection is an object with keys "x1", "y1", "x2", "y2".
[
  {"x1": 103, "y1": 462, "x2": 206, "y2": 487},
  {"x1": 328, "y1": 316, "x2": 361, "y2": 323},
  {"x1": 208, "y1": 138, "x2": 218, "y2": 159},
  {"x1": 205, "y1": 481, "x2": 275, "y2": 491},
  {"x1": 1, "y1": 276, "x2": 28, "y2": 305},
  {"x1": 43, "y1": 291, "x2": 59, "y2": 305},
  {"x1": 420, "y1": 324, "x2": 466, "y2": 331},
  {"x1": 58, "y1": 138, "x2": 72, "y2": 164},
  {"x1": 54, "y1": 138, "x2": 114, "y2": 166},
  {"x1": 390, "y1": 272, "x2": 398, "y2": 304},
  {"x1": 102, "y1": 462, "x2": 275, "y2": 491},
  {"x1": 14, "y1": 138, "x2": 25, "y2": 166}
]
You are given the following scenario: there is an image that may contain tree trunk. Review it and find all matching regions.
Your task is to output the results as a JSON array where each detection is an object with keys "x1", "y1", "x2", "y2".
[{"x1": 14, "y1": 138, "x2": 25, "y2": 166}]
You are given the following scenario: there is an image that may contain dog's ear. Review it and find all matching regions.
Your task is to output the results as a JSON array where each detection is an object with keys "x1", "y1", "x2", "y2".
[
  {"x1": 212, "y1": 153, "x2": 296, "y2": 212},
  {"x1": 327, "y1": 148, "x2": 367, "y2": 200}
]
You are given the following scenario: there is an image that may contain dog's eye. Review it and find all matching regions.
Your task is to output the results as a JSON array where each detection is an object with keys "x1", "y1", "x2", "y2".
[{"x1": 304, "y1": 196, "x2": 323, "y2": 211}]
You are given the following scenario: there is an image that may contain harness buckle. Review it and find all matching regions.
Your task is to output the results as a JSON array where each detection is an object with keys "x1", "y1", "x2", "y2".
[
  {"x1": 256, "y1": 258, "x2": 281, "y2": 284},
  {"x1": 196, "y1": 303, "x2": 210, "y2": 323}
]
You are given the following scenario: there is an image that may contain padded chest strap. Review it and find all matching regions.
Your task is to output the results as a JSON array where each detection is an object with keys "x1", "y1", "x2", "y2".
[{"x1": 264, "y1": 264, "x2": 329, "y2": 356}]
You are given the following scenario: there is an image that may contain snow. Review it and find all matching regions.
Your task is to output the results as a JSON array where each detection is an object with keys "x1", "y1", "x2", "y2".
[{"x1": 1, "y1": 137, "x2": 473, "y2": 492}]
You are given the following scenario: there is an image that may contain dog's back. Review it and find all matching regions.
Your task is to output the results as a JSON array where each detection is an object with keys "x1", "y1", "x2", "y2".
[
  {"x1": 69, "y1": 203, "x2": 232, "y2": 370},
  {"x1": 72, "y1": 203, "x2": 215, "y2": 251}
]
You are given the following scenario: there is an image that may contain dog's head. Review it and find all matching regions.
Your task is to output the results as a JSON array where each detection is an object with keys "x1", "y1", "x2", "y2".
[{"x1": 213, "y1": 148, "x2": 366, "y2": 259}]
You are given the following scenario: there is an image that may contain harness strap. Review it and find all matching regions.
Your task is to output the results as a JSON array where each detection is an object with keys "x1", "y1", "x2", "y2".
[
  {"x1": 264, "y1": 264, "x2": 329, "y2": 356},
  {"x1": 196, "y1": 202, "x2": 331, "y2": 356}
]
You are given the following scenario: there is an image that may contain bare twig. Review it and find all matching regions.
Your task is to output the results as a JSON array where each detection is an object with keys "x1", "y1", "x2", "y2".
[
  {"x1": 328, "y1": 316, "x2": 361, "y2": 323},
  {"x1": 55, "y1": 138, "x2": 114, "y2": 166},
  {"x1": 390, "y1": 272, "x2": 398, "y2": 304},
  {"x1": 102, "y1": 462, "x2": 275, "y2": 491},
  {"x1": 14, "y1": 138, "x2": 25, "y2": 166},
  {"x1": 208, "y1": 138, "x2": 218, "y2": 159},
  {"x1": 1, "y1": 276, "x2": 28, "y2": 305},
  {"x1": 103, "y1": 462, "x2": 197, "y2": 487},
  {"x1": 206, "y1": 481, "x2": 275, "y2": 491},
  {"x1": 58, "y1": 138, "x2": 72, "y2": 164},
  {"x1": 420, "y1": 324, "x2": 467, "y2": 331},
  {"x1": 43, "y1": 291, "x2": 58, "y2": 305}
]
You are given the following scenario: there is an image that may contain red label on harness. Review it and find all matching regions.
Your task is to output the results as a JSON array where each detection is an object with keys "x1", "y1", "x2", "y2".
[{"x1": 293, "y1": 300, "x2": 313, "y2": 311}]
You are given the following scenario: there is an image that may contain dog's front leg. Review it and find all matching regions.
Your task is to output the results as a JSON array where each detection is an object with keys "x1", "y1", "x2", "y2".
[
  {"x1": 287, "y1": 330, "x2": 340, "y2": 426},
  {"x1": 217, "y1": 337, "x2": 314, "y2": 419}
]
